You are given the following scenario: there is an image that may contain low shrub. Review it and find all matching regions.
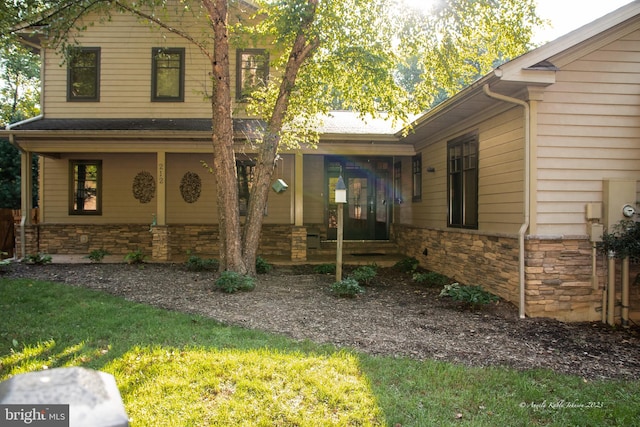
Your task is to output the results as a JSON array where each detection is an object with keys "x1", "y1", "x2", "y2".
[
  {"x1": 255, "y1": 256, "x2": 272, "y2": 274},
  {"x1": 215, "y1": 271, "x2": 256, "y2": 293},
  {"x1": 440, "y1": 283, "x2": 499, "y2": 309},
  {"x1": 0, "y1": 251, "x2": 10, "y2": 272},
  {"x1": 185, "y1": 255, "x2": 219, "y2": 272},
  {"x1": 413, "y1": 271, "x2": 450, "y2": 287},
  {"x1": 313, "y1": 263, "x2": 336, "y2": 275},
  {"x1": 85, "y1": 248, "x2": 110, "y2": 263},
  {"x1": 331, "y1": 277, "x2": 364, "y2": 298},
  {"x1": 23, "y1": 253, "x2": 52, "y2": 265},
  {"x1": 124, "y1": 249, "x2": 146, "y2": 264},
  {"x1": 393, "y1": 256, "x2": 419, "y2": 273},
  {"x1": 350, "y1": 265, "x2": 377, "y2": 285}
]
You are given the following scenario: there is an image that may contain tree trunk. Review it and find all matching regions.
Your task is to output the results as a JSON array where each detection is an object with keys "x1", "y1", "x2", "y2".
[
  {"x1": 242, "y1": 0, "x2": 320, "y2": 274},
  {"x1": 204, "y1": 0, "x2": 247, "y2": 274}
]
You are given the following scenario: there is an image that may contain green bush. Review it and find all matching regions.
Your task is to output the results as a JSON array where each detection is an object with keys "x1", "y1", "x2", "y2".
[
  {"x1": 313, "y1": 263, "x2": 336, "y2": 275},
  {"x1": 23, "y1": 253, "x2": 52, "y2": 265},
  {"x1": 85, "y1": 248, "x2": 110, "y2": 263},
  {"x1": 393, "y1": 256, "x2": 419, "y2": 273},
  {"x1": 331, "y1": 277, "x2": 364, "y2": 298},
  {"x1": 124, "y1": 249, "x2": 146, "y2": 264},
  {"x1": 185, "y1": 255, "x2": 219, "y2": 272},
  {"x1": 255, "y1": 256, "x2": 272, "y2": 274},
  {"x1": 215, "y1": 271, "x2": 256, "y2": 293},
  {"x1": 350, "y1": 265, "x2": 377, "y2": 285},
  {"x1": 439, "y1": 283, "x2": 499, "y2": 308},
  {"x1": 413, "y1": 271, "x2": 450, "y2": 287}
]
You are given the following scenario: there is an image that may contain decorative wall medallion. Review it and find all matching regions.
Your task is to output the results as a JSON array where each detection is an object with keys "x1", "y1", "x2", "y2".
[
  {"x1": 180, "y1": 171, "x2": 202, "y2": 203},
  {"x1": 132, "y1": 171, "x2": 156, "y2": 204}
]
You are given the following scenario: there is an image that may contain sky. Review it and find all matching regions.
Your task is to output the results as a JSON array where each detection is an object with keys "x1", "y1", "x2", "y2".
[{"x1": 402, "y1": 0, "x2": 636, "y2": 45}]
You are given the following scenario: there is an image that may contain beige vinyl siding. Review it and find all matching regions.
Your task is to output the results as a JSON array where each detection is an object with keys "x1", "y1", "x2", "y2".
[
  {"x1": 166, "y1": 154, "x2": 218, "y2": 223},
  {"x1": 267, "y1": 154, "x2": 295, "y2": 224},
  {"x1": 303, "y1": 155, "x2": 325, "y2": 224},
  {"x1": 409, "y1": 107, "x2": 525, "y2": 234},
  {"x1": 536, "y1": 29, "x2": 640, "y2": 235},
  {"x1": 42, "y1": 6, "x2": 259, "y2": 119},
  {"x1": 42, "y1": 153, "x2": 157, "y2": 224}
]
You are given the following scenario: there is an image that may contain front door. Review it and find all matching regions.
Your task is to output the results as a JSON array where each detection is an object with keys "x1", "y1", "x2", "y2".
[{"x1": 326, "y1": 157, "x2": 391, "y2": 240}]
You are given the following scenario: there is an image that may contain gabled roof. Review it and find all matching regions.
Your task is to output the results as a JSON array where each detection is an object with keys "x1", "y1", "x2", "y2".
[{"x1": 400, "y1": 0, "x2": 640, "y2": 144}]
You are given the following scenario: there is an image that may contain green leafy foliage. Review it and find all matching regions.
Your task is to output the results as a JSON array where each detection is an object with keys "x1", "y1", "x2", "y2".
[
  {"x1": 185, "y1": 255, "x2": 219, "y2": 272},
  {"x1": 599, "y1": 219, "x2": 640, "y2": 261},
  {"x1": 215, "y1": 271, "x2": 256, "y2": 293},
  {"x1": 413, "y1": 271, "x2": 450, "y2": 287},
  {"x1": 349, "y1": 265, "x2": 377, "y2": 286},
  {"x1": 313, "y1": 263, "x2": 336, "y2": 275},
  {"x1": 440, "y1": 283, "x2": 499, "y2": 308},
  {"x1": 124, "y1": 249, "x2": 146, "y2": 265},
  {"x1": 331, "y1": 277, "x2": 364, "y2": 298},
  {"x1": 394, "y1": 256, "x2": 419, "y2": 273},
  {"x1": 84, "y1": 248, "x2": 110, "y2": 263},
  {"x1": 255, "y1": 256, "x2": 272, "y2": 274},
  {"x1": 23, "y1": 253, "x2": 52, "y2": 265}
]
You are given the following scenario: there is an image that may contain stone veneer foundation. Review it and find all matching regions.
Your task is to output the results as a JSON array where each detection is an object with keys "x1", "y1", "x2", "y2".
[
  {"x1": 18, "y1": 223, "x2": 309, "y2": 263},
  {"x1": 393, "y1": 224, "x2": 640, "y2": 323}
]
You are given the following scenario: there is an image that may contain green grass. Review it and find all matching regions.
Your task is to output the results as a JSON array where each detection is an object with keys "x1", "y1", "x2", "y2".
[{"x1": 1, "y1": 277, "x2": 639, "y2": 426}]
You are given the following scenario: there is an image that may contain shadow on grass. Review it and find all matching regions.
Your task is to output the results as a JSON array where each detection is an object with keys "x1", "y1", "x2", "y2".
[{"x1": 2, "y1": 278, "x2": 640, "y2": 426}]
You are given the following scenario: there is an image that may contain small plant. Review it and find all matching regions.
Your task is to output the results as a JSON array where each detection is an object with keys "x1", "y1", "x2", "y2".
[
  {"x1": 0, "y1": 251, "x2": 10, "y2": 272},
  {"x1": 125, "y1": 249, "x2": 146, "y2": 264},
  {"x1": 185, "y1": 255, "x2": 219, "y2": 272},
  {"x1": 255, "y1": 256, "x2": 272, "y2": 274},
  {"x1": 313, "y1": 263, "x2": 336, "y2": 275},
  {"x1": 440, "y1": 282, "x2": 499, "y2": 309},
  {"x1": 413, "y1": 271, "x2": 450, "y2": 287},
  {"x1": 350, "y1": 265, "x2": 377, "y2": 286},
  {"x1": 23, "y1": 253, "x2": 52, "y2": 265},
  {"x1": 331, "y1": 277, "x2": 365, "y2": 298},
  {"x1": 394, "y1": 256, "x2": 419, "y2": 273},
  {"x1": 85, "y1": 248, "x2": 110, "y2": 263},
  {"x1": 215, "y1": 271, "x2": 256, "y2": 293}
]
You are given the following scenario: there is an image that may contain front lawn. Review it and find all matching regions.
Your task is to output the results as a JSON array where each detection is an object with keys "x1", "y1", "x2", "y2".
[{"x1": 1, "y1": 277, "x2": 639, "y2": 426}]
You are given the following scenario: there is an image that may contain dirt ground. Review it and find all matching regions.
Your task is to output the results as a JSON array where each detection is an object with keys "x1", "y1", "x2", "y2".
[{"x1": 5, "y1": 262, "x2": 640, "y2": 381}]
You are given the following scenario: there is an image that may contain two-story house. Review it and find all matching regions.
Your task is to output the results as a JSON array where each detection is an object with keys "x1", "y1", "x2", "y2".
[{"x1": 4, "y1": 1, "x2": 640, "y2": 324}]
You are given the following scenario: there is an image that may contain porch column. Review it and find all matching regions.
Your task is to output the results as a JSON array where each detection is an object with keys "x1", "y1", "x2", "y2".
[
  {"x1": 291, "y1": 152, "x2": 307, "y2": 261},
  {"x1": 18, "y1": 151, "x2": 36, "y2": 258},
  {"x1": 152, "y1": 151, "x2": 170, "y2": 261}
]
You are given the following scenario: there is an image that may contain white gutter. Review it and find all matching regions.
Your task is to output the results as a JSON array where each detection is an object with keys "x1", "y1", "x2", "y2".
[{"x1": 482, "y1": 84, "x2": 530, "y2": 319}]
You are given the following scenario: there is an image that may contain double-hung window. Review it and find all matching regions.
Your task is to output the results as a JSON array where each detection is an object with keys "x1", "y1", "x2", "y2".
[
  {"x1": 70, "y1": 160, "x2": 102, "y2": 215},
  {"x1": 412, "y1": 154, "x2": 422, "y2": 202},
  {"x1": 67, "y1": 47, "x2": 100, "y2": 101},
  {"x1": 236, "y1": 49, "x2": 269, "y2": 101},
  {"x1": 237, "y1": 160, "x2": 256, "y2": 215},
  {"x1": 152, "y1": 48, "x2": 185, "y2": 101},
  {"x1": 448, "y1": 132, "x2": 478, "y2": 228}
]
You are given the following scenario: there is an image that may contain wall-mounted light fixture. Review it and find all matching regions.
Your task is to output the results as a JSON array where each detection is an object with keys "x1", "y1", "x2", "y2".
[{"x1": 426, "y1": 167, "x2": 436, "y2": 173}]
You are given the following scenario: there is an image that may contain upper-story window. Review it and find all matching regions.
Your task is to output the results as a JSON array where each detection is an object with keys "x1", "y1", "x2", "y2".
[
  {"x1": 448, "y1": 132, "x2": 478, "y2": 229},
  {"x1": 67, "y1": 47, "x2": 100, "y2": 101},
  {"x1": 152, "y1": 48, "x2": 185, "y2": 102},
  {"x1": 236, "y1": 49, "x2": 269, "y2": 101}
]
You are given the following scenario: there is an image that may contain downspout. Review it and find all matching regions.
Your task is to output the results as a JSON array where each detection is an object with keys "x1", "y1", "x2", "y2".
[{"x1": 483, "y1": 84, "x2": 530, "y2": 319}]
